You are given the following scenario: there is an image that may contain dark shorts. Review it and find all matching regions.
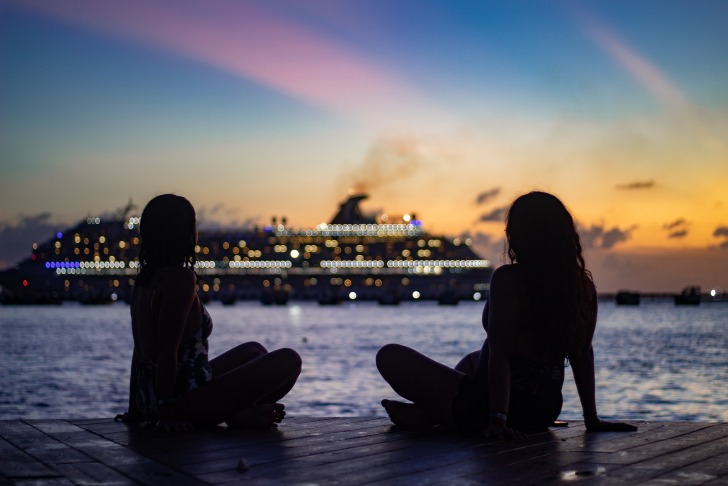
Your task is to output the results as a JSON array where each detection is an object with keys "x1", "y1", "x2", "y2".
[
  {"x1": 451, "y1": 372, "x2": 489, "y2": 431},
  {"x1": 451, "y1": 357, "x2": 564, "y2": 432}
]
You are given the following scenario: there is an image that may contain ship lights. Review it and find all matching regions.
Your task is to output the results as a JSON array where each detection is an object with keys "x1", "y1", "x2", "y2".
[
  {"x1": 48, "y1": 259, "x2": 129, "y2": 275},
  {"x1": 126, "y1": 217, "x2": 140, "y2": 230},
  {"x1": 228, "y1": 260, "x2": 292, "y2": 269},
  {"x1": 386, "y1": 259, "x2": 490, "y2": 269},
  {"x1": 320, "y1": 260, "x2": 385, "y2": 269},
  {"x1": 275, "y1": 224, "x2": 424, "y2": 238}
]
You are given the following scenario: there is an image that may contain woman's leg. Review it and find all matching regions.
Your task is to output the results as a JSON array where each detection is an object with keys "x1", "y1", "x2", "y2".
[
  {"x1": 455, "y1": 350, "x2": 481, "y2": 374},
  {"x1": 209, "y1": 342, "x2": 268, "y2": 376},
  {"x1": 376, "y1": 343, "x2": 465, "y2": 426},
  {"x1": 177, "y1": 347, "x2": 302, "y2": 426}
]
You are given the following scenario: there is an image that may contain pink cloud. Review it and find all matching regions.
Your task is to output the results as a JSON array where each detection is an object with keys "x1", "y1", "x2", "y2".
[
  {"x1": 571, "y1": 8, "x2": 692, "y2": 112},
  {"x1": 13, "y1": 0, "x2": 423, "y2": 126}
]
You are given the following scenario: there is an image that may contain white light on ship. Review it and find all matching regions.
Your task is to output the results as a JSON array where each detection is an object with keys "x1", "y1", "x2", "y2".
[
  {"x1": 412, "y1": 291, "x2": 421, "y2": 299},
  {"x1": 711, "y1": 289, "x2": 717, "y2": 297},
  {"x1": 349, "y1": 292, "x2": 357, "y2": 300},
  {"x1": 290, "y1": 249, "x2": 300, "y2": 258},
  {"x1": 473, "y1": 292, "x2": 482, "y2": 301}
]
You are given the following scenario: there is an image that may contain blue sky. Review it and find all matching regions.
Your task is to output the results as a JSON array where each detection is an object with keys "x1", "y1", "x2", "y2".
[{"x1": 1, "y1": 0, "x2": 727, "y2": 291}]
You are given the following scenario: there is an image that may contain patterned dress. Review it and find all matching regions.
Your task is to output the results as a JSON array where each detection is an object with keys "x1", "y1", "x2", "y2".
[{"x1": 119, "y1": 304, "x2": 214, "y2": 423}]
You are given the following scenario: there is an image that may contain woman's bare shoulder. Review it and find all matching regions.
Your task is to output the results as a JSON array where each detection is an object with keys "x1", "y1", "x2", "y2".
[{"x1": 490, "y1": 264, "x2": 519, "y2": 289}]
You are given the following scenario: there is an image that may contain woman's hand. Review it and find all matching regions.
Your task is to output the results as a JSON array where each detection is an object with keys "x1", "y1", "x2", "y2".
[
  {"x1": 155, "y1": 417, "x2": 194, "y2": 432},
  {"x1": 585, "y1": 416, "x2": 637, "y2": 432}
]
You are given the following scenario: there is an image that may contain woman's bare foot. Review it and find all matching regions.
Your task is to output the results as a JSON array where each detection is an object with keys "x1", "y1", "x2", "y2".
[
  {"x1": 381, "y1": 399, "x2": 434, "y2": 428},
  {"x1": 226, "y1": 403, "x2": 286, "y2": 428}
]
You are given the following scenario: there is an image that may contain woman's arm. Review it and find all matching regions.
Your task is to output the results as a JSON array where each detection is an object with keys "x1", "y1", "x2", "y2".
[
  {"x1": 571, "y1": 287, "x2": 598, "y2": 422},
  {"x1": 485, "y1": 266, "x2": 525, "y2": 438},
  {"x1": 571, "y1": 287, "x2": 636, "y2": 432},
  {"x1": 570, "y1": 344, "x2": 598, "y2": 423}
]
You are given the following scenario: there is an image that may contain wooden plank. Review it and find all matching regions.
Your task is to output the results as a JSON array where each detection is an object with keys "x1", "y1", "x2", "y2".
[
  {"x1": 6, "y1": 436, "x2": 91, "y2": 465},
  {"x1": 3, "y1": 418, "x2": 728, "y2": 485},
  {"x1": 452, "y1": 424, "x2": 728, "y2": 486},
  {"x1": 231, "y1": 427, "x2": 490, "y2": 484},
  {"x1": 361, "y1": 424, "x2": 659, "y2": 485},
  {"x1": 594, "y1": 430, "x2": 728, "y2": 484},
  {"x1": 51, "y1": 462, "x2": 139, "y2": 485},
  {"x1": 648, "y1": 450, "x2": 728, "y2": 485},
  {"x1": 571, "y1": 422, "x2": 710, "y2": 454},
  {"x1": 8, "y1": 478, "x2": 75, "y2": 485},
  {"x1": 23, "y1": 420, "x2": 201, "y2": 485},
  {"x1": 25, "y1": 420, "x2": 89, "y2": 435},
  {"x1": 104, "y1": 416, "x2": 391, "y2": 465},
  {"x1": 0, "y1": 420, "x2": 51, "y2": 439},
  {"x1": 196, "y1": 428, "x2": 444, "y2": 483},
  {"x1": 0, "y1": 437, "x2": 62, "y2": 481},
  {"x1": 161, "y1": 420, "x2": 397, "y2": 473},
  {"x1": 471, "y1": 424, "x2": 715, "y2": 485},
  {"x1": 316, "y1": 429, "x2": 591, "y2": 485}
]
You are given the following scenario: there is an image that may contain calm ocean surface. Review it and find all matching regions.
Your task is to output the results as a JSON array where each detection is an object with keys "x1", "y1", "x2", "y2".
[{"x1": 1, "y1": 300, "x2": 726, "y2": 422}]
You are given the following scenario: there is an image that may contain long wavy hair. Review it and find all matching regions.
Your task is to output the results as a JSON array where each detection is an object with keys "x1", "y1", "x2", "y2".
[
  {"x1": 136, "y1": 194, "x2": 197, "y2": 287},
  {"x1": 505, "y1": 191, "x2": 594, "y2": 363}
]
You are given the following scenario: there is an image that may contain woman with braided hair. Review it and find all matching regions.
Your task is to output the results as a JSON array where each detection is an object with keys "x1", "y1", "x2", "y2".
[{"x1": 376, "y1": 191, "x2": 636, "y2": 437}]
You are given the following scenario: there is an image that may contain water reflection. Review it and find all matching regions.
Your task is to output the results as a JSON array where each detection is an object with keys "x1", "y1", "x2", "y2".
[{"x1": 1, "y1": 301, "x2": 726, "y2": 421}]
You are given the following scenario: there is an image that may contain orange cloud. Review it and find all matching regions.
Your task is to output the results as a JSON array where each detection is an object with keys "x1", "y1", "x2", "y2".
[{"x1": 616, "y1": 180, "x2": 656, "y2": 190}]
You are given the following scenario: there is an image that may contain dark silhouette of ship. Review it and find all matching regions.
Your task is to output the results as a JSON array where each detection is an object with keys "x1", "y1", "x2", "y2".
[
  {"x1": 674, "y1": 286, "x2": 701, "y2": 306},
  {"x1": 615, "y1": 290, "x2": 641, "y2": 306},
  {"x1": 0, "y1": 194, "x2": 492, "y2": 305}
]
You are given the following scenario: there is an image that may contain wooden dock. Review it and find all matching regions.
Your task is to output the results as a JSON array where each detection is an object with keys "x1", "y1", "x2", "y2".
[{"x1": 1, "y1": 417, "x2": 727, "y2": 484}]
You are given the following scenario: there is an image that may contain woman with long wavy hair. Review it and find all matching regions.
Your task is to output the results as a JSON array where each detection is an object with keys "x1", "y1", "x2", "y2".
[
  {"x1": 376, "y1": 191, "x2": 636, "y2": 437},
  {"x1": 118, "y1": 194, "x2": 301, "y2": 431}
]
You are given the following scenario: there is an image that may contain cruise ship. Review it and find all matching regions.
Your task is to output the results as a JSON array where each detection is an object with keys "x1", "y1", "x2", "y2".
[{"x1": 0, "y1": 195, "x2": 492, "y2": 305}]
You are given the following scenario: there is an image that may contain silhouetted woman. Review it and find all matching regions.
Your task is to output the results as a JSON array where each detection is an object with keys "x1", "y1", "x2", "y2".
[
  {"x1": 376, "y1": 191, "x2": 636, "y2": 437},
  {"x1": 119, "y1": 194, "x2": 301, "y2": 431}
]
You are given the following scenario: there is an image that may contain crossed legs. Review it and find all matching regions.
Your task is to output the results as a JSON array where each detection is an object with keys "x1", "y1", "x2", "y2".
[
  {"x1": 376, "y1": 343, "x2": 465, "y2": 427},
  {"x1": 178, "y1": 342, "x2": 301, "y2": 427}
]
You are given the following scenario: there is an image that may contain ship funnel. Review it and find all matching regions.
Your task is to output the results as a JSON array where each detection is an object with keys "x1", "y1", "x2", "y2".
[{"x1": 329, "y1": 194, "x2": 376, "y2": 225}]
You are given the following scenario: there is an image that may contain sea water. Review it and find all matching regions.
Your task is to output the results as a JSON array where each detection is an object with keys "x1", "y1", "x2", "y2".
[{"x1": 1, "y1": 300, "x2": 726, "y2": 422}]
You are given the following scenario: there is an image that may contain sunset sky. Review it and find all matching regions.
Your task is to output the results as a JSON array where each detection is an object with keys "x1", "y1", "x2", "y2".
[{"x1": 1, "y1": 0, "x2": 727, "y2": 292}]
